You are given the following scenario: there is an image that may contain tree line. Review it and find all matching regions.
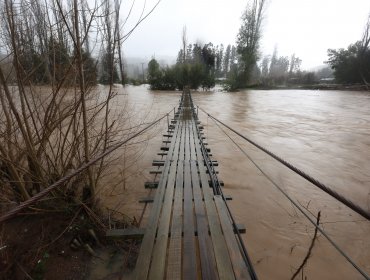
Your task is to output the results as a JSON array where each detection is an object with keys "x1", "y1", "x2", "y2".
[
  {"x1": 148, "y1": 42, "x2": 242, "y2": 90},
  {"x1": 146, "y1": 0, "x2": 268, "y2": 91},
  {"x1": 0, "y1": 0, "x2": 124, "y2": 86},
  {"x1": 231, "y1": 1, "x2": 370, "y2": 89},
  {"x1": 326, "y1": 15, "x2": 370, "y2": 88}
]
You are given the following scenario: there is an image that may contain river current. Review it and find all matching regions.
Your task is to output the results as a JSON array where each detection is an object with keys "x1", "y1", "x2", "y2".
[{"x1": 101, "y1": 85, "x2": 370, "y2": 279}]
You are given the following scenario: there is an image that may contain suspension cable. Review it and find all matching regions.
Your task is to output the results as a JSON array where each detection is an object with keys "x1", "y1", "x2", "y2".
[
  {"x1": 0, "y1": 109, "x2": 173, "y2": 224},
  {"x1": 197, "y1": 106, "x2": 370, "y2": 222},
  {"x1": 209, "y1": 116, "x2": 369, "y2": 279},
  {"x1": 188, "y1": 93, "x2": 258, "y2": 279}
]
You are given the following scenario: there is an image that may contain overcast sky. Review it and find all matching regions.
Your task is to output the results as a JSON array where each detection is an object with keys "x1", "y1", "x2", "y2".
[{"x1": 122, "y1": 0, "x2": 370, "y2": 69}]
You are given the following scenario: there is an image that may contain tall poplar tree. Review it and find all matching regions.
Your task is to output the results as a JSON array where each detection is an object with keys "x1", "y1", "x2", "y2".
[{"x1": 236, "y1": 0, "x2": 267, "y2": 87}]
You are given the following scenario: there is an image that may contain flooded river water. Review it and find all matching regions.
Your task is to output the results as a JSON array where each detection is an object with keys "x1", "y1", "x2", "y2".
[{"x1": 102, "y1": 85, "x2": 370, "y2": 279}]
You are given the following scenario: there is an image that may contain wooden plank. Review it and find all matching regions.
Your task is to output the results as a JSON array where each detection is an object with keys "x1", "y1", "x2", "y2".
[
  {"x1": 182, "y1": 161, "x2": 197, "y2": 279},
  {"x1": 224, "y1": 195, "x2": 233, "y2": 201},
  {"x1": 133, "y1": 120, "x2": 181, "y2": 280},
  {"x1": 235, "y1": 224, "x2": 246, "y2": 234},
  {"x1": 153, "y1": 160, "x2": 165, "y2": 166},
  {"x1": 139, "y1": 197, "x2": 154, "y2": 203},
  {"x1": 148, "y1": 153, "x2": 179, "y2": 279},
  {"x1": 214, "y1": 196, "x2": 251, "y2": 280},
  {"x1": 106, "y1": 228, "x2": 145, "y2": 239},
  {"x1": 190, "y1": 160, "x2": 218, "y2": 280},
  {"x1": 179, "y1": 121, "x2": 185, "y2": 161},
  {"x1": 172, "y1": 121, "x2": 183, "y2": 162},
  {"x1": 167, "y1": 161, "x2": 184, "y2": 279},
  {"x1": 189, "y1": 120, "x2": 196, "y2": 160},
  {"x1": 185, "y1": 121, "x2": 190, "y2": 161},
  {"x1": 193, "y1": 128, "x2": 235, "y2": 280},
  {"x1": 144, "y1": 182, "x2": 158, "y2": 189}
]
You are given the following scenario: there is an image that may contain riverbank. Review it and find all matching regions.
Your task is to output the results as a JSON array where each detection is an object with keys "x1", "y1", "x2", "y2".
[
  {"x1": 240, "y1": 83, "x2": 370, "y2": 91},
  {"x1": 0, "y1": 204, "x2": 138, "y2": 279}
]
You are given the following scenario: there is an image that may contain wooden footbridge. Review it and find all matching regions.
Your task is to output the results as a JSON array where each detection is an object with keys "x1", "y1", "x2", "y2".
[
  {"x1": 110, "y1": 89, "x2": 257, "y2": 279},
  {"x1": 1, "y1": 87, "x2": 369, "y2": 279}
]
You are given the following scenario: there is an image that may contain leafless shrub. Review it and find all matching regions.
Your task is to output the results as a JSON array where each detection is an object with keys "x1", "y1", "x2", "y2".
[{"x1": 0, "y1": 0, "x2": 161, "y2": 210}]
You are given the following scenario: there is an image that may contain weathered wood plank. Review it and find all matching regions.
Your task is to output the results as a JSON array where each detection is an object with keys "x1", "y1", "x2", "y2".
[
  {"x1": 179, "y1": 121, "x2": 185, "y2": 161},
  {"x1": 185, "y1": 121, "x2": 190, "y2": 161},
  {"x1": 193, "y1": 127, "x2": 235, "y2": 280},
  {"x1": 106, "y1": 228, "x2": 145, "y2": 239},
  {"x1": 214, "y1": 196, "x2": 251, "y2": 280},
  {"x1": 172, "y1": 120, "x2": 183, "y2": 162},
  {"x1": 167, "y1": 161, "x2": 184, "y2": 280},
  {"x1": 190, "y1": 160, "x2": 219, "y2": 280},
  {"x1": 183, "y1": 161, "x2": 197, "y2": 279},
  {"x1": 139, "y1": 197, "x2": 154, "y2": 203},
  {"x1": 133, "y1": 121, "x2": 181, "y2": 280},
  {"x1": 144, "y1": 182, "x2": 158, "y2": 189},
  {"x1": 148, "y1": 159, "x2": 178, "y2": 280},
  {"x1": 189, "y1": 120, "x2": 197, "y2": 160},
  {"x1": 134, "y1": 90, "x2": 252, "y2": 280},
  {"x1": 152, "y1": 160, "x2": 165, "y2": 166},
  {"x1": 146, "y1": 120, "x2": 184, "y2": 279}
]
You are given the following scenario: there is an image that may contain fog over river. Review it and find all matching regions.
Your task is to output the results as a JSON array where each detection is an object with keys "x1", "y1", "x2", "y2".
[{"x1": 102, "y1": 85, "x2": 370, "y2": 279}]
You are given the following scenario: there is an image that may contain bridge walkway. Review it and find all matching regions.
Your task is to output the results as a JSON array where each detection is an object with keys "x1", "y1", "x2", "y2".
[{"x1": 132, "y1": 89, "x2": 253, "y2": 280}]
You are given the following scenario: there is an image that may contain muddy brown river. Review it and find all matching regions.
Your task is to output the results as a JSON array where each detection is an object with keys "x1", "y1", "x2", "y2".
[{"x1": 101, "y1": 85, "x2": 370, "y2": 279}]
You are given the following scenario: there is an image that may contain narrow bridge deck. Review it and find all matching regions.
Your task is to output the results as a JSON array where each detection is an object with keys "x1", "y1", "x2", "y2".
[{"x1": 133, "y1": 90, "x2": 252, "y2": 279}]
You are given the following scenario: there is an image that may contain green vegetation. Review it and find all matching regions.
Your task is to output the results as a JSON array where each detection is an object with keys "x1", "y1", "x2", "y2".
[
  {"x1": 224, "y1": 0, "x2": 267, "y2": 90},
  {"x1": 326, "y1": 16, "x2": 370, "y2": 88},
  {"x1": 148, "y1": 43, "x2": 217, "y2": 90},
  {"x1": 327, "y1": 42, "x2": 370, "y2": 85}
]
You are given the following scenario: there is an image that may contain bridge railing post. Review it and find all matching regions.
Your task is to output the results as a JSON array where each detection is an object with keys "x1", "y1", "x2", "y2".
[{"x1": 166, "y1": 114, "x2": 169, "y2": 130}]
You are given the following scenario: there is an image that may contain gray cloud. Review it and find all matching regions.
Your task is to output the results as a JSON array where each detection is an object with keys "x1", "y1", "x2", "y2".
[{"x1": 123, "y1": 0, "x2": 370, "y2": 69}]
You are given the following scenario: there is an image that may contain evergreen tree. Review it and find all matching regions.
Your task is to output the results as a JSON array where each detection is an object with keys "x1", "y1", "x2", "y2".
[
  {"x1": 147, "y1": 58, "x2": 162, "y2": 89},
  {"x1": 327, "y1": 42, "x2": 370, "y2": 84},
  {"x1": 82, "y1": 50, "x2": 98, "y2": 86},
  {"x1": 99, "y1": 52, "x2": 119, "y2": 84},
  {"x1": 48, "y1": 38, "x2": 71, "y2": 84}
]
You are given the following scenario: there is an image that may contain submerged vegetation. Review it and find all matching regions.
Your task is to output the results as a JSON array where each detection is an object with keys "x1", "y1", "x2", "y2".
[
  {"x1": 0, "y1": 0, "x2": 160, "y2": 278},
  {"x1": 0, "y1": 0, "x2": 129, "y2": 209}
]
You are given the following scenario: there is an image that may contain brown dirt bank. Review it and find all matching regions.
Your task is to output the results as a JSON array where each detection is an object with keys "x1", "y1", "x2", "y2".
[{"x1": 0, "y1": 208, "x2": 139, "y2": 280}]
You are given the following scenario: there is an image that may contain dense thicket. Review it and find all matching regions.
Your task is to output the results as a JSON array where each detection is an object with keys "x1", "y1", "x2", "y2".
[
  {"x1": 0, "y1": 0, "x2": 150, "y2": 208},
  {"x1": 327, "y1": 42, "x2": 370, "y2": 85},
  {"x1": 148, "y1": 43, "x2": 220, "y2": 90}
]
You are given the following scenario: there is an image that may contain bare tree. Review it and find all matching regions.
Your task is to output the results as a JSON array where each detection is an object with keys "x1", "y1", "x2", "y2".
[{"x1": 0, "y1": 0, "x2": 162, "y2": 209}]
